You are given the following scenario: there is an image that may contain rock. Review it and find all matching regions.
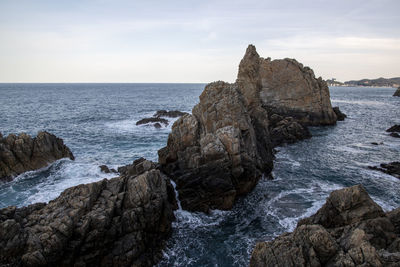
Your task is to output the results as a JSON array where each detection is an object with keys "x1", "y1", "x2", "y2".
[
  {"x1": 0, "y1": 159, "x2": 175, "y2": 266},
  {"x1": 269, "y1": 115, "x2": 311, "y2": 146},
  {"x1": 154, "y1": 122, "x2": 162, "y2": 129},
  {"x1": 369, "y1": 162, "x2": 400, "y2": 178},
  {"x1": 0, "y1": 131, "x2": 74, "y2": 182},
  {"x1": 158, "y1": 45, "x2": 337, "y2": 212},
  {"x1": 250, "y1": 185, "x2": 400, "y2": 267},
  {"x1": 236, "y1": 45, "x2": 337, "y2": 126},
  {"x1": 118, "y1": 157, "x2": 157, "y2": 177},
  {"x1": 333, "y1": 106, "x2": 347, "y2": 121},
  {"x1": 390, "y1": 132, "x2": 400, "y2": 138},
  {"x1": 136, "y1": 117, "x2": 168, "y2": 127},
  {"x1": 153, "y1": 110, "x2": 188, "y2": 118},
  {"x1": 387, "y1": 125, "x2": 400, "y2": 133},
  {"x1": 99, "y1": 165, "x2": 117, "y2": 174},
  {"x1": 394, "y1": 87, "x2": 400, "y2": 97}
]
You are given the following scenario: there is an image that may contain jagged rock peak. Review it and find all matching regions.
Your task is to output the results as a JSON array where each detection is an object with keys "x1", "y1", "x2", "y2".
[{"x1": 237, "y1": 44, "x2": 337, "y2": 125}]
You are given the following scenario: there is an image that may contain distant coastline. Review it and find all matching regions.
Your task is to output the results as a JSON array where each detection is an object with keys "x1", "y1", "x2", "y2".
[{"x1": 327, "y1": 77, "x2": 400, "y2": 87}]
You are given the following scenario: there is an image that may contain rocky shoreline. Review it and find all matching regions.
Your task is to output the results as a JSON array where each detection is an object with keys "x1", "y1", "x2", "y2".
[{"x1": 6, "y1": 45, "x2": 392, "y2": 267}]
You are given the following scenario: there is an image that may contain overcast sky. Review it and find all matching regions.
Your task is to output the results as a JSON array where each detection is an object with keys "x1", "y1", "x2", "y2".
[{"x1": 0, "y1": 0, "x2": 399, "y2": 83}]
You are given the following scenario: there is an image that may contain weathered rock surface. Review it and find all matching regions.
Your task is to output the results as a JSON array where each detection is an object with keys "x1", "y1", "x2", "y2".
[
  {"x1": 268, "y1": 114, "x2": 311, "y2": 147},
  {"x1": 369, "y1": 162, "x2": 400, "y2": 179},
  {"x1": 153, "y1": 110, "x2": 188, "y2": 118},
  {"x1": 0, "y1": 160, "x2": 175, "y2": 266},
  {"x1": 136, "y1": 117, "x2": 168, "y2": 127},
  {"x1": 236, "y1": 45, "x2": 337, "y2": 126},
  {"x1": 0, "y1": 131, "x2": 74, "y2": 182},
  {"x1": 250, "y1": 185, "x2": 400, "y2": 267},
  {"x1": 333, "y1": 106, "x2": 347, "y2": 121},
  {"x1": 394, "y1": 87, "x2": 400, "y2": 97},
  {"x1": 158, "y1": 45, "x2": 338, "y2": 212}
]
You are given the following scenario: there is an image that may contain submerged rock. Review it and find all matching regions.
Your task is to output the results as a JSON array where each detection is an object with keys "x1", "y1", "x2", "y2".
[
  {"x1": 153, "y1": 110, "x2": 188, "y2": 118},
  {"x1": 369, "y1": 162, "x2": 400, "y2": 178},
  {"x1": 0, "y1": 131, "x2": 74, "y2": 182},
  {"x1": 158, "y1": 45, "x2": 338, "y2": 212},
  {"x1": 387, "y1": 125, "x2": 400, "y2": 133},
  {"x1": 250, "y1": 185, "x2": 400, "y2": 266},
  {"x1": 394, "y1": 87, "x2": 400, "y2": 97},
  {"x1": 0, "y1": 160, "x2": 175, "y2": 266},
  {"x1": 136, "y1": 117, "x2": 168, "y2": 127},
  {"x1": 390, "y1": 132, "x2": 400, "y2": 138},
  {"x1": 333, "y1": 106, "x2": 347, "y2": 121}
]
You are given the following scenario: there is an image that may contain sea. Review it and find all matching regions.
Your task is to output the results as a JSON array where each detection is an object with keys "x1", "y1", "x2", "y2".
[{"x1": 0, "y1": 83, "x2": 399, "y2": 266}]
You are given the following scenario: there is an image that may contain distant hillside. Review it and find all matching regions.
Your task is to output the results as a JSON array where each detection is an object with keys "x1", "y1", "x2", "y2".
[{"x1": 344, "y1": 77, "x2": 400, "y2": 87}]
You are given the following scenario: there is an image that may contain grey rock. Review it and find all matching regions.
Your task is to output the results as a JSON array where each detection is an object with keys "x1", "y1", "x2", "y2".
[
  {"x1": 369, "y1": 162, "x2": 400, "y2": 179},
  {"x1": 0, "y1": 131, "x2": 74, "y2": 182},
  {"x1": 0, "y1": 160, "x2": 175, "y2": 266},
  {"x1": 153, "y1": 110, "x2": 188, "y2": 118},
  {"x1": 136, "y1": 117, "x2": 168, "y2": 126},
  {"x1": 250, "y1": 185, "x2": 400, "y2": 267},
  {"x1": 394, "y1": 87, "x2": 400, "y2": 97},
  {"x1": 387, "y1": 125, "x2": 400, "y2": 133}
]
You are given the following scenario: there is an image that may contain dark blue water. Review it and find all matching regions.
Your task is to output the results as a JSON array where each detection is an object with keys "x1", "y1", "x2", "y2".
[{"x1": 0, "y1": 84, "x2": 399, "y2": 266}]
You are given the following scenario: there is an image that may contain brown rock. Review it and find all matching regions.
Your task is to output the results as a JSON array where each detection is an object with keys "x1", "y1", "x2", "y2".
[
  {"x1": 159, "y1": 45, "x2": 337, "y2": 212},
  {"x1": 0, "y1": 131, "x2": 74, "y2": 182},
  {"x1": 250, "y1": 185, "x2": 400, "y2": 267},
  {"x1": 333, "y1": 106, "x2": 347, "y2": 121},
  {"x1": 369, "y1": 162, "x2": 400, "y2": 179},
  {"x1": 0, "y1": 160, "x2": 175, "y2": 266},
  {"x1": 136, "y1": 117, "x2": 168, "y2": 126},
  {"x1": 153, "y1": 110, "x2": 188, "y2": 118},
  {"x1": 236, "y1": 45, "x2": 337, "y2": 126}
]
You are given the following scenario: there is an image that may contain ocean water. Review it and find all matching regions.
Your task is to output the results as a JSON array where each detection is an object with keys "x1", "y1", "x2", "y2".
[{"x1": 0, "y1": 84, "x2": 399, "y2": 266}]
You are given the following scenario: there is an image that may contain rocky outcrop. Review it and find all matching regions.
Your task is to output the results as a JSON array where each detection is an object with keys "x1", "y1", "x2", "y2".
[
  {"x1": 159, "y1": 81, "x2": 274, "y2": 212},
  {"x1": 136, "y1": 117, "x2": 168, "y2": 127},
  {"x1": 158, "y1": 45, "x2": 338, "y2": 212},
  {"x1": 333, "y1": 106, "x2": 347, "y2": 121},
  {"x1": 153, "y1": 110, "x2": 188, "y2": 118},
  {"x1": 393, "y1": 87, "x2": 400, "y2": 97},
  {"x1": 236, "y1": 45, "x2": 337, "y2": 126},
  {"x1": 0, "y1": 160, "x2": 176, "y2": 266},
  {"x1": 369, "y1": 162, "x2": 400, "y2": 179},
  {"x1": 250, "y1": 185, "x2": 400, "y2": 266},
  {"x1": 0, "y1": 131, "x2": 74, "y2": 182},
  {"x1": 387, "y1": 125, "x2": 400, "y2": 133},
  {"x1": 99, "y1": 165, "x2": 117, "y2": 174}
]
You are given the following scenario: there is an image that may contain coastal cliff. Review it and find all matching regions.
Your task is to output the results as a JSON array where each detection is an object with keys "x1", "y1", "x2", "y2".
[
  {"x1": 250, "y1": 185, "x2": 400, "y2": 266},
  {"x1": 0, "y1": 159, "x2": 175, "y2": 266},
  {"x1": 158, "y1": 45, "x2": 338, "y2": 212},
  {"x1": 0, "y1": 131, "x2": 74, "y2": 182}
]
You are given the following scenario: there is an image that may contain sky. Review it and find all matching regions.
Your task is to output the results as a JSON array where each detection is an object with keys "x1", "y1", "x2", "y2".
[{"x1": 0, "y1": 0, "x2": 399, "y2": 83}]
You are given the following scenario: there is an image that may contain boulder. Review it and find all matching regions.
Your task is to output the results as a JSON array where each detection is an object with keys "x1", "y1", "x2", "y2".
[
  {"x1": 333, "y1": 106, "x2": 347, "y2": 121},
  {"x1": 393, "y1": 87, "x2": 400, "y2": 97},
  {"x1": 0, "y1": 131, "x2": 74, "y2": 182},
  {"x1": 250, "y1": 185, "x2": 400, "y2": 266},
  {"x1": 159, "y1": 45, "x2": 337, "y2": 212},
  {"x1": 0, "y1": 160, "x2": 176, "y2": 266},
  {"x1": 390, "y1": 133, "x2": 400, "y2": 138},
  {"x1": 153, "y1": 110, "x2": 188, "y2": 118},
  {"x1": 99, "y1": 165, "x2": 117, "y2": 174}
]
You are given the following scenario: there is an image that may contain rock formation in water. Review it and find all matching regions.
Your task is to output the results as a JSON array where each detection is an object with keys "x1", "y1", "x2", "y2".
[
  {"x1": 250, "y1": 185, "x2": 400, "y2": 266},
  {"x1": 158, "y1": 45, "x2": 339, "y2": 212},
  {"x1": 393, "y1": 87, "x2": 400, "y2": 97},
  {"x1": 0, "y1": 159, "x2": 176, "y2": 266},
  {"x1": 0, "y1": 131, "x2": 74, "y2": 182},
  {"x1": 333, "y1": 106, "x2": 347, "y2": 121},
  {"x1": 369, "y1": 162, "x2": 400, "y2": 179},
  {"x1": 136, "y1": 117, "x2": 169, "y2": 127}
]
